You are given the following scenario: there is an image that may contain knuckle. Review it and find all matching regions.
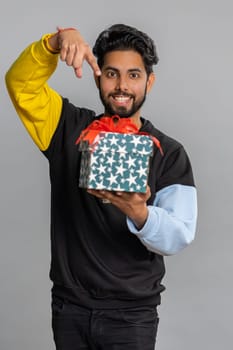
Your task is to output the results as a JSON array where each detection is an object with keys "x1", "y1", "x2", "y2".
[
  {"x1": 69, "y1": 43, "x2": 77, "y2": 51},
  {"x1": 84, "y1": 42, "x2": 90, "y2": 50}
]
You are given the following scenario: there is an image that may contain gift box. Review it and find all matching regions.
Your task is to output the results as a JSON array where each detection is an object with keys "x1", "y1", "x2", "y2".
[{"x1": 78, "y1": 132, "x2": 154, "y2": 193}]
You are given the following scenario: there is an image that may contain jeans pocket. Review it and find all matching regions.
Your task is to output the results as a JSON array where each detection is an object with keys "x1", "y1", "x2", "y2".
[{"x1": 119, "y1": 306, "x2": 159, "y2": 327}]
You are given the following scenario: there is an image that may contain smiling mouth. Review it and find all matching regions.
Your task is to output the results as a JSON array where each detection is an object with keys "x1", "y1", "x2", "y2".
[{"x1": 111, "y1": 94, "x2": 133, "y2": 105}]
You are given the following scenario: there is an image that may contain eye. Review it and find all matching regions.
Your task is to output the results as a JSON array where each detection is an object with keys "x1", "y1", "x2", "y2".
[
  {"x1": 129, "y1": 72, "x2": 140, "y2": 79},
  {"x1": 106, "y1": 70, "x2": 117, "y2": 78}
]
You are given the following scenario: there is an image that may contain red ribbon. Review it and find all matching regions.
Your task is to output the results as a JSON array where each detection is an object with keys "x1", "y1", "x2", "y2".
[{"x1": 75, "y1": 115, "x2": 163, "y2": 155}]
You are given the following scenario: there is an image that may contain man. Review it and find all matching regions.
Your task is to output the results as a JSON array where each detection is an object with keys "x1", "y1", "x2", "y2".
[{"x1": 5, "y1": 24, "x2": 197, "y2": 350}]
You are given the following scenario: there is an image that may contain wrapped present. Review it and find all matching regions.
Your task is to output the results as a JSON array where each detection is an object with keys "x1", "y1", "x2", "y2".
[{"x1": 76, "y1": 116, "x2": 163, "y2": 193}]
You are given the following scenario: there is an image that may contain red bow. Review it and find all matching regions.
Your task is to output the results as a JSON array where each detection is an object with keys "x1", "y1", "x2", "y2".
[{"x1": 75, "y1": 115, "x2": 163, "y2": 155}]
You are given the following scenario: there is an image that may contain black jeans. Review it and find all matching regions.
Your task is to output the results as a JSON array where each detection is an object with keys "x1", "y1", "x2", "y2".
[{"x1": 52, "y1": 296, "x2": 159, "y2": 350}]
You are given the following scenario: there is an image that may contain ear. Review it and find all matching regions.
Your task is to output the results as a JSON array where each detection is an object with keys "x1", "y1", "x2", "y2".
[
  {"x1": 94, "y1": 74, "x2": 100, "y2": 89},
  {"x1": 146, "y1": 72, "x2": 156, "y2": 93}
]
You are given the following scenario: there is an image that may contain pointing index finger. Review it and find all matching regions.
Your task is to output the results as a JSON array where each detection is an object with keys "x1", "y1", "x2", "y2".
[{"x1": 85, "y1": 50, "x2": 101, "y2": 77}]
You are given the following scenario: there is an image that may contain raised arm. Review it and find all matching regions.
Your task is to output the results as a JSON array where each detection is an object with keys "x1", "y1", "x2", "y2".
[{"x1": 5, "y1": 28, "x2": 101, "y2": 151}]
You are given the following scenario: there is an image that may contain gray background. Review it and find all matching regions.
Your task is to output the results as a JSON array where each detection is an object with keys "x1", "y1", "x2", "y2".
[{"x1": 0, "y1": 0, "x2": 232, "y2": 349}]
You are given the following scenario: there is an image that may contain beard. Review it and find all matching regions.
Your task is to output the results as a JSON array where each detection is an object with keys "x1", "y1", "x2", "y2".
[{"x1": 99, "y1": 87, "x2": 147, "y2": 118}]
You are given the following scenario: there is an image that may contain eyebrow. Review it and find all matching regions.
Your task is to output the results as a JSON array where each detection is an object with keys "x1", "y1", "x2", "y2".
[{"x1": 103, "y1": 66, "x2": 143, "y2": 73}]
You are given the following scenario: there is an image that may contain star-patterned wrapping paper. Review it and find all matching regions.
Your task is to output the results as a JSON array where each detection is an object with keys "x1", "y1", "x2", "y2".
[{"x1": 78, "y1": 132, "x2": 153, "y2": 193}]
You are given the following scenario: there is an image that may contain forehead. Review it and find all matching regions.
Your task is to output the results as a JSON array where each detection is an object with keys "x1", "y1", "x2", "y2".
[{"x1": 102, "y1": 50, "x2": 146, "y2": 71}]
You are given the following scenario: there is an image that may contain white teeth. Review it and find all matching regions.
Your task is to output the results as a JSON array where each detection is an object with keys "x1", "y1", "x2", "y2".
[{"x1": 114, "y1": 96, "x2": 130, "y2": 102}]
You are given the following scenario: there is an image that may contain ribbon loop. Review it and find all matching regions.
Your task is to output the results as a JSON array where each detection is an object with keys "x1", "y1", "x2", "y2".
[{"x1": 76, "y1": 115, "x2": 163, "y2": 155}]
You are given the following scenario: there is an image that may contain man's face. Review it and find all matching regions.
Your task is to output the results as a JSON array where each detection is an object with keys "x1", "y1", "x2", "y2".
[{"x1": 96, "y1": 50, "x2": 155, "y2": 120}]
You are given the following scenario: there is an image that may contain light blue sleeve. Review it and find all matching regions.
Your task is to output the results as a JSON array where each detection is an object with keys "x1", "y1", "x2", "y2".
[{"x1": 126, "y1": 184, "x2": 198, "y2": 256}]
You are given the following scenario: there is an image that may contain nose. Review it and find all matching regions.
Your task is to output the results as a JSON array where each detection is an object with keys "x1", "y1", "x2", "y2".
[{"x1": 116, "y1": 75, "x2": 128, "y2": 92}]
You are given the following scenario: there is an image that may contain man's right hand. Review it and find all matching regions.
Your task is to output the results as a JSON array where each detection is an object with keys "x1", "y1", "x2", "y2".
[{"x1": 49, "y1": 27, "x2": 101, "y2": 78}]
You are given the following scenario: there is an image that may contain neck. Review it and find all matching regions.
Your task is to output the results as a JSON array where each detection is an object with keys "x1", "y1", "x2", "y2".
[
  {"x1": 130, "y1": 115, "x2": 142, "y2": 129},
  {"x1": 103, "y1": 112, "x2": 142, "y2": 129}
]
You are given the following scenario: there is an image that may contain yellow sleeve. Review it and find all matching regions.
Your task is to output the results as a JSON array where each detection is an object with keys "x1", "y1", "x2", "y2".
[{"x1": 5, "y1": 34, "x2": 63, "y2": 151}]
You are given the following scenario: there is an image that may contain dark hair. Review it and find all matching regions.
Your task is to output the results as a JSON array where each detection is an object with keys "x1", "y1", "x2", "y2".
[{"x1": 93, "y1": 24, "x2": 159, "y2": 75}]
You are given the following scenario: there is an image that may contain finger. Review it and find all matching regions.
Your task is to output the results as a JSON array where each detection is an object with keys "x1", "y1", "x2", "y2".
[
  {"x1": 60, "y1": 45, "x2": 84, "y2": 78},
  {"x1": 85, "y1": 51, "x2": 101, "y2": 76},
  {"x1": 56, "y1": 26, "x2": 64, "y2": 32},
  {"x1": 145, "y1": 185, "x2": 151, "y2": 199},
  {"x1": 64, "y1": 48, "x2": 76, "y2": 65},
  {"x1": 74, "y1": 66, "x2": 83, "y2": 78},
  {"x1": 87, "y1": 189, "x2": 106, "y2": 200},
  {"x1": 87, "y1": 189, "x2": 100, "y2": 197},
  {"x1": 59, "y1": 41, "x2": 78, "y2": 64},
  {"x1": 115, "y1": 191, "x2": 123, "y2": 196},
  {"x1": 95, "y1": 190, "x2": 117, "y2": 203},
  {"x1": 60, "y1": 44, "x2": 70, "y2": 62},
  {"x1": 72, "y1": 48, "x2": 101, "y2": 77}
]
